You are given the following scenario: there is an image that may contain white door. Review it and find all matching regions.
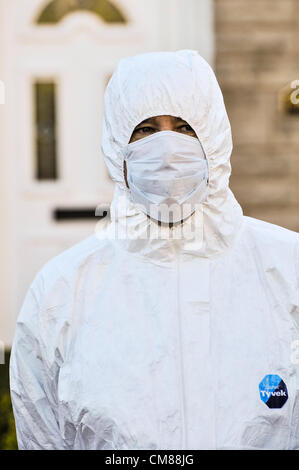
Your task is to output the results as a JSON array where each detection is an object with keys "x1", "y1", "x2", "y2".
[{"x1": 0, "y1": 0, "x2": 214, "y2": 346}]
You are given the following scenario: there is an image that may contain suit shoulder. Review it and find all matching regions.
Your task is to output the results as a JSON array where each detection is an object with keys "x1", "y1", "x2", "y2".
[
  {"x1": 244, "y1": 215, "x2": 299, "y2": 245},
  {"x1": 30, "y1": 233, "x2": 114, "y2": 301}
]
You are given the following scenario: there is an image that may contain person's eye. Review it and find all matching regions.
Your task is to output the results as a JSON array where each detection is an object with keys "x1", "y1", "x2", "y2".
[
  {"x1": 176, "y1": 124, "x2": 197, "y2": 137},
  {"x1": 135, "y1": 126, "x2": 156, "y2": 134},
  {"x1": 177, "y1": 124, "x2": 193, "y2": 132}
]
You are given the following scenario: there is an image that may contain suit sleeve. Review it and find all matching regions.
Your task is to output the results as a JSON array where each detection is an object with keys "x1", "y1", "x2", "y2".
[
  {"x1": 294, "y1": 242, "x2": 299, "y2": 330},
  {"x1": 9, "y1": 277, "x2": 66, "y2": 450}
]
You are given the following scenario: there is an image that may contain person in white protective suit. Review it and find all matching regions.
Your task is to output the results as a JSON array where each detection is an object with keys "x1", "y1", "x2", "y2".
[{"x1": 9, "y1": 50, "x2": 299, "y2": 450}]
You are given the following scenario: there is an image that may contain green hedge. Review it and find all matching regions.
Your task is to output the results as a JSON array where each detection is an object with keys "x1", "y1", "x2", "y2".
[{"x1": 0, "y1": 351, "x2": 18, "y2": 450}]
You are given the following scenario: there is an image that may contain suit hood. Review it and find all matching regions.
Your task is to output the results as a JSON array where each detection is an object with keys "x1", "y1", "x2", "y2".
[{"x1": 100, "y1": 50, "x2": 243, "y2": 261}]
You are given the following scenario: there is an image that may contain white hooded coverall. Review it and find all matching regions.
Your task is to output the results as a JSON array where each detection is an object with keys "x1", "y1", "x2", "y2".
[{"x1": 9, "y1": 50, "x2": 299, "y2": 450}]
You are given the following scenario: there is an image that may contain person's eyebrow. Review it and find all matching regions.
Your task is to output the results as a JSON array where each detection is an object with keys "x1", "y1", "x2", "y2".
[
  {"x1": 134, "y1": 116, "x2": 189, "y2": 128},
  {"x1": 174, "y1": 116, "x2": 188, "y2": 123}
]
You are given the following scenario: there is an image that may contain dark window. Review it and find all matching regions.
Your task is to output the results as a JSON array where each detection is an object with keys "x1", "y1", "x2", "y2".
[
  {"x1": 36, "y1": 0, "x2": 127, "y2": 24},
  {"x1": 34, "y1": 82, "x2": 58, "y2": 180}
]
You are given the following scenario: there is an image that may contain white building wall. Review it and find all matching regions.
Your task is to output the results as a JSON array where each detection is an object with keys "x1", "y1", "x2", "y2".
[{"x1": 0, "y1": 0, "x2": 214, "y2": 347}]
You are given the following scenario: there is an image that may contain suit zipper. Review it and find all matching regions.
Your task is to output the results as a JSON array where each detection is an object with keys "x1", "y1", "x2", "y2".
[{"x1": 173, "y1": 240, "x2": 187, "y2": 449}]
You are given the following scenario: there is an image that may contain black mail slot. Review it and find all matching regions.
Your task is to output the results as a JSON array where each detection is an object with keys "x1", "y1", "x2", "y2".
[{"x1": 53, "y1": 207, "x2": 109, "y2": 221}]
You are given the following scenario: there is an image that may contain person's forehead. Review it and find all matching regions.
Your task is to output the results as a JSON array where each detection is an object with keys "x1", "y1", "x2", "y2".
[{"x1": 136, "y1": 115, "x2": 189, "y2": 125}]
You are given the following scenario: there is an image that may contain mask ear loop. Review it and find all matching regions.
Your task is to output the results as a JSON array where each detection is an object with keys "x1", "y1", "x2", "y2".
[
  {"x1": 123, "y1": 158, "x2": 130, "y2": 189},
  {"x1": 116, "y1": 59, "x2": 138, "y2": 192}
]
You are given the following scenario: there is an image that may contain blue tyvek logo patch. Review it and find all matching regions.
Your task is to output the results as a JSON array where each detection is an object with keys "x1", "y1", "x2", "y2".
[{"x1": 259, "y1": 374, "x2": 288, "y2": 409}]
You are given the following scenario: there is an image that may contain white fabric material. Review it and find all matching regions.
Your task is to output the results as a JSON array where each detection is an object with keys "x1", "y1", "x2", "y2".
[
  {"x1": 124, "y1": 130, "x2": 209, "y2": 223},
  {"x1": 9, "y1": 50, "x2": 299, "y2": 450}
]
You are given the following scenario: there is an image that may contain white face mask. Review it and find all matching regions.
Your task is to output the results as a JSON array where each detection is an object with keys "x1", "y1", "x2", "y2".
[{"x1": 123, "y1": 130, "x2": 209, "y2": 223}]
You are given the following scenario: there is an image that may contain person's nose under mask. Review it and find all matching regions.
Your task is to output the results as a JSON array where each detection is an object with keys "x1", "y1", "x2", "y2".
[{"x1": 122, "y1": 130, "x2": 209, "y2": 224}]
